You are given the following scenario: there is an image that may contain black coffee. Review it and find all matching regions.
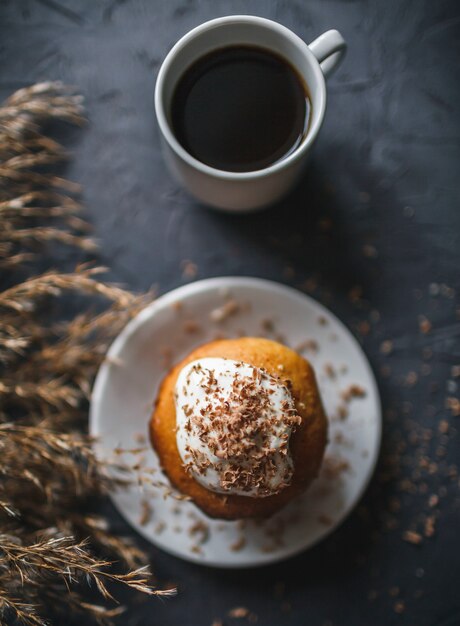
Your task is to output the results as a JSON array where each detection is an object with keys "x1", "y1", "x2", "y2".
[{"x1": 170, "y1": 45, "x2": 311, "y2": 172}]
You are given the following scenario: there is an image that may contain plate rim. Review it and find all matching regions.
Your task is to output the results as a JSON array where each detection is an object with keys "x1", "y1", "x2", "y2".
[{"x1": 90, "y1": 276, "x2": 382, "y2": 568}]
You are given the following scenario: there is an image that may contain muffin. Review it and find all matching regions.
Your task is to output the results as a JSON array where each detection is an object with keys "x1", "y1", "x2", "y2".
[{"x1": 150, "y1": 337, "x2": 328, "y2": 520}]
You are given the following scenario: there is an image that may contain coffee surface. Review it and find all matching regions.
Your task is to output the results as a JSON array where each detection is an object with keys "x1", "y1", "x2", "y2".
[{"x1": 171, "y1": 45, "x2": 310, "y2": 172}]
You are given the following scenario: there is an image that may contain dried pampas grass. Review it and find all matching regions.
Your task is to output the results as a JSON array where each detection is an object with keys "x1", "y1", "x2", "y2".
[{"x1": 0, "y1": 82, "x2": 171, "y2": 625}]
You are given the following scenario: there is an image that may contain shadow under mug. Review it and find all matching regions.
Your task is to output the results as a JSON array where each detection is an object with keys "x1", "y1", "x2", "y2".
[{"x1": 155, "y1": 15, "x2": 346, "y2": 212}]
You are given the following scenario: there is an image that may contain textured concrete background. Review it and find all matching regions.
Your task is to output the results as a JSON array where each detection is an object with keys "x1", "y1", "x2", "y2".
[{"x1": 1, "y1": 1, "x2": 459, "y2": 625}]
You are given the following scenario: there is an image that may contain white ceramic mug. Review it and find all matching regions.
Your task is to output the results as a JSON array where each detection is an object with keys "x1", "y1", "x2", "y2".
[{"x1": 155, "y1": 15, "x2": 346, "y2": 212}]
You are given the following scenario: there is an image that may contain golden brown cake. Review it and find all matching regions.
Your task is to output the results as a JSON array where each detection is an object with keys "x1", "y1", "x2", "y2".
[{"x1": 150, "y1": 337, "x2": 328, "y2": 520}]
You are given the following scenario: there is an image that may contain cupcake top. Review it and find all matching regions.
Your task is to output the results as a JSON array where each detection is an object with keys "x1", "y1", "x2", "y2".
[{"x1": 174, "y1": 357, "x2": 302, "y2": 497}]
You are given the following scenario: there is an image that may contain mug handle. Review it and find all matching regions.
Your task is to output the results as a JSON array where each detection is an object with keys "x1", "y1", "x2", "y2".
[{"x1": 308, "y1": 29, "x2": 346, "y2": 77}]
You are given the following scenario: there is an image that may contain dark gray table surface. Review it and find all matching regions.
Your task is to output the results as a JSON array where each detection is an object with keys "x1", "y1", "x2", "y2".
[{"x1": 1, "y1": 1, "x2": 459, "y2": 625}]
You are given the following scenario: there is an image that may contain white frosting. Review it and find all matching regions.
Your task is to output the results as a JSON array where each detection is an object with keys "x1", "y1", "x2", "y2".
[{"x1": 175, "y1": 357, "x2": 300, "y2": 497}]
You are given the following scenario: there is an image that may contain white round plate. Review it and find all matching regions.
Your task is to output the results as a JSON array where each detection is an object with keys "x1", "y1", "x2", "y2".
[{"x1": 90, "y1": 277, "x2": 381, "y2": 568}]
